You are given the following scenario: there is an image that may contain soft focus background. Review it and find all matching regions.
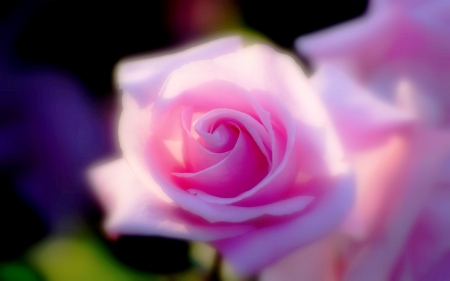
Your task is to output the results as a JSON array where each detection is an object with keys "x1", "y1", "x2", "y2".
[{"x1": 0, "y1": 0, "x2": 367, "y2": 280}]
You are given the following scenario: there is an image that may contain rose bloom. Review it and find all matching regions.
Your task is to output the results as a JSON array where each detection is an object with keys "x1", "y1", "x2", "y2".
[
  {"x1": 259, "y1": 0, "x2": 450, "y2": 280},
  {"x1": 88, "y1": 36, "x2": 354, "y2": 275}
]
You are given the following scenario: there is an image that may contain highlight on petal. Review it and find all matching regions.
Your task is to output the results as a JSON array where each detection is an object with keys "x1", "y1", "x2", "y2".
[{"x1": 115, "y1": 36, "x2": 243, "y2": 105}]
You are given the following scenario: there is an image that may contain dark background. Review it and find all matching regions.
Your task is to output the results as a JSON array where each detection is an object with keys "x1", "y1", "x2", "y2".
[
  {"x1": 12, "y1": 0, "x2": 367, "y2": 99},
  {"x1": 0, "y1": 0, "x2": 367, "y2": 277}
]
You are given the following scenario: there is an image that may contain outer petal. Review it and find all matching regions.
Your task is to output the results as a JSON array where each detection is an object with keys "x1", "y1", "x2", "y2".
[
  {"x1": 397, "y1": 180, "x2": 450, "y2": 280},
  {"x1": 296, "y1": 0, "x2": 450, "y2": 127},
  {"x1": 295, "y1": 4, "x2": 399, "y2": 72},
  {"x1": 116, "y1": 36, "x2": 243, "y2": 105},
  {"x1": 260, "y1": 237, "x2": 338, "y2": 281},
  {"x1": 310, "y1": 65, "x2": 413, "y2": 150},
  {"x1": 212, "y1": 172, "x2": 354, "y2": 275},
  {"x1": 296, "y1": 0, "x2": 450, "y2": 71},
  {"x1": 159, "y1": 44, "x2": 331, "y2": 128},
  {"x1": 341, "y1": 130, "x2": 450, "y2": 281},
  {"x1": 294, "y1": 1, "x2": 450, "y2": 280},
  {"x1": 87, "y1": 158, "x2": 254, "y2": 241}
]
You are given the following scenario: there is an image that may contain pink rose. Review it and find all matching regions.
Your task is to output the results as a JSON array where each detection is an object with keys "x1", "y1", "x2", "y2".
[
  {"x1": 289, "y1": 0, "x2": 450, "y2": 280},
  {"x1": 296, "y1": 0, "x2": 450, "y2": 128},
  {"x1": 261, "y1": 129, "x2": 450, "y2": 281},
  {"x1": 88, "y1": 36, "x2": 353, "y2": 275}
]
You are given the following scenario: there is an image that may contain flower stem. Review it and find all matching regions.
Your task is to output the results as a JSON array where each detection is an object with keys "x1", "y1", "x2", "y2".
[{"x1": 207, "y1": 250, "x2": 222, "y2": 281}]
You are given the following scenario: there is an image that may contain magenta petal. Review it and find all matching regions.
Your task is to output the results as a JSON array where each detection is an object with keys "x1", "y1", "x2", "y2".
[
  {"x1": 174, "y1": 124, "x2": 269, "y2": 198},
  {"x1": 88, "y1": 158, "x2": 254, "y2": 240},
  {"x1": 213, "y1": 172, "x2": 354, "y2": 275},
  {"x1": 147, "y1": 135, "x2": 316, "y2": 223},
  {"x1": 194, "y1": 122, "x2": 238, "y2": 153},
  {"x1": 193, "y1": 108, "x2": 272, "y2": 162},
  {"x1": 180, "y1": 107, "x2": 232, "y2": 171}
]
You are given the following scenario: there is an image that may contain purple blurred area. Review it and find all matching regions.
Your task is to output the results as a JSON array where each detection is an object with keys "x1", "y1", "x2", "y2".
[
  {"x1": 0, "y1": 0, "x2": 114, "y2": 262},
  {"x1": 0, "y1": 0, "x2": 367, "y2": 274}
]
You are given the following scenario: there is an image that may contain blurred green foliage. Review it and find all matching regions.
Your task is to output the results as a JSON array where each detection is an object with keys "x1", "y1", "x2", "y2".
[
  {"x1": 0, "y1": 231, "x2": 207, "y2": 281},
  {"x1": 0, "y1": 261, "x2": 42, "y2": 281}
]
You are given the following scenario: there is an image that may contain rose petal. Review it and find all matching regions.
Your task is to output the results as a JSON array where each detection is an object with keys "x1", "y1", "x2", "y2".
[
  {"x1": 180, "y1": 106, "x2": 233, "y2": 171},
  {"x1": 212, "y1": 172, "x2": 354, "y2": 275},
  {"x1": 88, "y1": 158, "x2": 255, "y2": 240},
  {"x1": 296, "y1": 0, "x2": 450, "y2": 128},
  {"x1": 118, "y1": 93, "x2": 174, "y2": 203},
  {"x1": 400, "y1": 182, "x2": 450, "y2": 279},
  {"x1": 158, "y1": 44, "x2": 330, "y2": 128},
  {"x1": 146, "y1": 134, "x2": 316, "y2": 223},
  {"x1": 260, "y1": 237, "x2": 338, "y2": 281},
  {"x1": 116, "y1": 36, "x2": 243, "y2": 105},
  {"x1": 310, "y1": 65, "x2": 413, "y2": 150},
  {"x1": 295, "y1": 6, "x2": 398, "y2": 74},
  {"x1": 174, "y1": 123, "x2": 269, "y2": 198},
  {"x1": 193, "y1": 108, "x2": 272, "y2": 163},
  {"x1": 341, "y1": 129, "x2": 450, "y2": 281}
]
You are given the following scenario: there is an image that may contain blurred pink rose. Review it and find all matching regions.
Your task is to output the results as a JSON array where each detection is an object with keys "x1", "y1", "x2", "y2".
[
  {"x1": 88, "y1": 36, "x2": 353, "y2": 274},
  {"x1": 289, "y1": 0, "x2": 450, "y2": 280},
  {"x1": 297, "y1": 0, "x2": 450, "y2": 128},
  {"x1": 261, "y1": 128, "x2": 450, "y2": 281}
]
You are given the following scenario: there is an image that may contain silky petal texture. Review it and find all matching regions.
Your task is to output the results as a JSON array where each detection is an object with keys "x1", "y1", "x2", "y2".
[
  {"x1": 296, "y1": 0, "x2": 450, "y2": 127},
  {"x1": 118, "y1": 92, "x2": 174, "y2": 203},
  {"x1": 260, "y1": 237, "x2": 338, "y2": 281},
  {"x1": 87, "y1": 158, "x2": 255, "y2": 240},
  {"x1": 396, "y1": 184, "x2": 450, "y2": 281},
  {"x1": 388, "y1": 162, "x2": 450, "y2": 281},
  {"x1": 290, "y1": 0, "x2": 450, "y2": 280},
  {"x1": 191, "y1": 108, "x2": 272, "y2": 165},
  {"x1": 296, "y1": 0, "x2": 450, "y2": 79},
  {"x1": 212, "y1": 172, "x2": 353, "y2": 275},
  {"x1": 310, "y1": 65, "x2": 413, "y2": 150},
  {"x1": 180, "y1": 107, "x2": 234, "y2": 171},
  {"x1": 174, "y1": 123, "x2": 269, "y2": 198},
  {"x1": 159, "y1": 44, "x2": 332, "y2": 129},
  {"x1": 295, "y1": 5, "x2": 399, "y2": 73},
  {"x1": 115, "y1": 36, "x2": 243, "y2": 105},
  {"x1": 340, "y1": 130, "x2": 450, "y2": 281}
]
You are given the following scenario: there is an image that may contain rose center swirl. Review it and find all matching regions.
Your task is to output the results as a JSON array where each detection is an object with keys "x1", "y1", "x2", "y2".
[{"x1": 172, "y1": 107, "x2": 273, "y2": 198}]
